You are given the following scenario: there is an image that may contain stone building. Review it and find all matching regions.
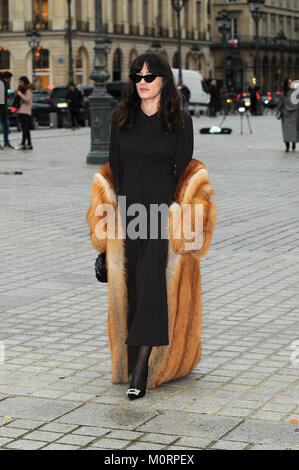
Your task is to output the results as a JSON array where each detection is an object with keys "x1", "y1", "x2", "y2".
[
  {"x1": 211, "y1": 0, "x2": 299, "y2": 92},
  {"x1": 0, "y1": 0, "x2": 212, "y2": 90}
]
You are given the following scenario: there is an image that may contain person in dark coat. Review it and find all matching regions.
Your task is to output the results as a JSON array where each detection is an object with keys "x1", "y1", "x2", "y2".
[
  {"x1": 179, "y1": 83, "x2": 191, "y2": 113},
  {"x1": 0, "y1": 71, "x2": 14, "y2": 149},
  {"x1": 248, "y1": 79, "x2": 260, "y2": 115},
  {"x1": 66, "y1": 82, "x2": 83, "y2": 130},
  {"x1": 275, "y1": 77, "x2": 299, "y2": 152},
  {"x1": 209, "y1": 79, "x2": 220, "y2": 117},
  {"x1": 86, "y1": 53, "x2": 217, "y2": 401}
]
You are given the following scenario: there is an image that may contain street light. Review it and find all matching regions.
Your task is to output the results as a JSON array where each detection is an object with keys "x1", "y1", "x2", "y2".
[
  {"x1": 26, "y1": 28, "x2": 41, "y2": 85},
  {"x1": 247, "y1": 0, "x2": 265, "y2": 84},
  {"x1": 216, "y1": 9, "x2": 231, "y2": 95},
  {"x1": 171, "y1": 0, "x2": 188, "y2": 86},
  {"x1": 86, "y1": 0, "x2": 113, "y2": 165},
  {"x1": 67, "y1": 0, "x2": 74, "y2": 83}
]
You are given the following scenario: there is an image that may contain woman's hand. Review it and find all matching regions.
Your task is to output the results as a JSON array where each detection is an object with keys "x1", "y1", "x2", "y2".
[{"x1": 16, "y1": 90, "x2": 22, "y2": 96}]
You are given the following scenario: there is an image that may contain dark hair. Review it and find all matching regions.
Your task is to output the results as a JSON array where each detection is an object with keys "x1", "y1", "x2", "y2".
[
  {"x1": 68, "y1": 82, "x2": 75, "y2": 87},
  {"x1": 112, "y1": 53, "x2": 184, "y2": 133},
  {"x1": 19, "y1": 75, "x2": 30, "y2": 85},
  {"x1": 2, "y1": 71, "x2": 12, "y2": 79},
  {"x1": 282, "y1": 78, "x2": 293, "y2": 95}
]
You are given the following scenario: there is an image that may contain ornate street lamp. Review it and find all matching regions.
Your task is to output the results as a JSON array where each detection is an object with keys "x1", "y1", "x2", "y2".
[
  {"x1": 191, "y1": 43, "x2": 201, "y2": 70},
  {"x1": 216, "y1": 9, "x2": 231, "y2": 95},
  {"x1": 26, "y1": 28, "x2": 41, "y2": 85},
  {"x1": 67, "y1": 0, "x2": 74, "y2": 83},
  {"x1": 171, "y1": 0, "x2": 188, "y2": 86},
  {"x1": 247, "y1": 0, "x2": 265, "y2": 84},
  {"x1": 86, "y1": 0, "x2": 113, "y2": 165}
]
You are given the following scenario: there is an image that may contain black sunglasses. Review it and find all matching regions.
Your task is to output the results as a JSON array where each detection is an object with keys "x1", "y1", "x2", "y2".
[{"x1": 129, "y1": 73, "x2": 163, "y2": 83}]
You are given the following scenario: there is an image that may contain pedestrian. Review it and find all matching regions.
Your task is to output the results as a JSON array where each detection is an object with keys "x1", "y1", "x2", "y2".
[
  {"x1": 209, "y1": 79, "x2": 220, "y2": 117},
  {"x1": 0, "y1": 71, "x2": 14, "y2": 149},
  {"x1": 179, "y1": 82, "x2": 191, "y2": 113},
  {"x1": 86, "y1": 53, "x2": 217, "y2": 401},
  {"x1": 66, "y1": 82, "x2": 83, "y2": 130},
  {"x1": 248, "y1": 79, "x2": 260, "y2": 116},
  {"x1": 15, "y1": 76, "x2": 34, "y2": 150},
  {"x1": 275, "y1": 78, "x2": 299, "y2": 152}
]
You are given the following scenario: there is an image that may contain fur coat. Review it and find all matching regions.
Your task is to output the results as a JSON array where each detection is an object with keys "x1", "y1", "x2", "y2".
[{"x1": 86, "y1": 158, "x2": 217, "y2": 389}]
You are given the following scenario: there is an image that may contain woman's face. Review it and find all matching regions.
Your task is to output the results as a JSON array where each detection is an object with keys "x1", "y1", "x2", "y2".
[
  {"x1": 19, "y1": 79, "x2": 24, "y2": 87},
  {"x1": 135, "y1": 62, "x2": 163, "y2": 101},
  {"x1": 288, "y1": 79, "x2": 293, "y2": 88}
]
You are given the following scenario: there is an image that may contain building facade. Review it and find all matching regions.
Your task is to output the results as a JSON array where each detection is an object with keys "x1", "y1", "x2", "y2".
[
  {"x1": 211, "y1": 0, "x2": 299, "y2": 92},
  {"x1": 0, "y1": 0, "x2": 212, "y2": 90}
]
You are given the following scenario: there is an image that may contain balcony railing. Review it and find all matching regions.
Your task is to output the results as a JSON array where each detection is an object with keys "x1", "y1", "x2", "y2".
[
  {"x1": 0, "y1": 21, "x2": 11, "y2": 32},
  {"x1": 25, "y1": 20, "x2": 52, "y2": 31},
  {"x1": 76, "y1": 20, "x2": 90, "y2": 32},
  {"x1": 212, "y1": 35, "x2": 299, "y2": 50},
  {"x1": 129, "y1": 24, "x2": 139, "y2": 35},
  {"x1": 113, "y1": 23, "x2": 124, "y2": 34}
]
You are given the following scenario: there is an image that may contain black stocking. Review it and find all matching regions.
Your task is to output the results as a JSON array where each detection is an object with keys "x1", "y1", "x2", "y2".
[{"x1": 130, "y1": 345, "x2": 152, "y2": 390}]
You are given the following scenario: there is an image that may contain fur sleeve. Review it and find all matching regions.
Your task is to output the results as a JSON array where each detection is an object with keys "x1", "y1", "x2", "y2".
[
  {"x1": 86, "y1": 174, "x2": 108, "y2": 253},
  {"x1": 169, "y1": 168, "x2": 217, "y2": 258}
]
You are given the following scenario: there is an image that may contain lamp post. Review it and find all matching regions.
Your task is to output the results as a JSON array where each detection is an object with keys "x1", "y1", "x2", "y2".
[
  {"x1": 171, "y1": 0, "x2": 188, "y2": 86},
  {"x1": 86, "y1": 0, "x2": 113, "y2": 165},
  {"x1": 275, "y1": 31, "x2": 288, "y2": 90},
  {"x1": 216, "y1": 9, "x2": 231, "y2": 95},
  {"x1": 26, "y1": 28, "x2": 41, "y2": 86},
  {"x1": 67, "y1": 0, "x2": 74, "y2": 83},
  {"x1": 247, "y1": 0, "x2": 265, "y2": 85}
]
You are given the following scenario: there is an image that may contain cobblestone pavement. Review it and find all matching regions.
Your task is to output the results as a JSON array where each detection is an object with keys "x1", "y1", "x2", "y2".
[{"x1": 0, "y1": 115, "x2": 298, "y2": 451}]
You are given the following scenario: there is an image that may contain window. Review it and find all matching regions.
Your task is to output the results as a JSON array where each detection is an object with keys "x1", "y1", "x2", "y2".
[
  {"x1": 262, "y1": 16, "x2": 267, "y2": 37},
  {"x1": 113, "y1": 49, "x2": 122, "y2": 81},
  {"x1": 231, "y1": 17, "x2": 238, "y2": 37},
  {"x1": 0, "y1": 0, "x2": 8, "y2": 31},
  {"x1": 33, "y1": 0, "x2": 48, "y2": 30},
  {"x1": 271, "y1": 15, "x2": 276, "y2": 37},
  {"x1": 33, "y1": 47, "x2": 50, "y2": 89},
  {"x1": 128, "y1": 0, "x2": 133, "y2": 26},
  {"x1": 0, "y1": 47, "x2": 9, "y2": 70},
  {"x1": 143, "y1": 0, "x2": 148, "y2": 28}
]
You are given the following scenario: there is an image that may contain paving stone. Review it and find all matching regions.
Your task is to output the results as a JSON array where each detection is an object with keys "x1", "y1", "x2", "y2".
[
  {"x1": 0, "y1": 397, "x2": 80, "y2": 421},
  {"x1": 55, "y1": 434, "x2": 96, "y2": 446},
  {"x1": 5, "y1": 439, "x2": 48, "y2": 450},
  {"x1": 23, "y1": 430, "x2": 62, "y2": 442},
  {"x1": 57, "y1": 403, "x2": 158, "y2": 430},
  {"x1": 225, "y1": 420, "x2": 299, "y2": 447},
  {"x1": 90, "y1": 438, "x2": 131, "y2": 449},
  {"x1": 137, "y1": 411, "x2": 242, "y2": 439}
]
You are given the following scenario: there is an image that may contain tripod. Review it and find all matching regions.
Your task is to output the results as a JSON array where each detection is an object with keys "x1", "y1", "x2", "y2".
[{"x1": 219, "y1": 106, "x2": 253, "y2": 135}]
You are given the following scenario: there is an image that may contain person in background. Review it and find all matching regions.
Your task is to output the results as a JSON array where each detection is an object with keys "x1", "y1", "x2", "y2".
[
  {"x1": 66, "y1": 82, "x2": 83, "y2": 130},
  {"x1": 0, "y1": 71, "x2": 14, "y2": 149},
  {"x1": 179, "y1": 83, "x2": 191, "y2": 113},
  {"x1": 209, "y1": 79, "x2": 220, "y2": 117},
  {"x1": 275, "y1": 77, "x2": 299, "y2": 152},
  {"x1": 15, "y1": 75, "x2": 34, "y2": 150}
]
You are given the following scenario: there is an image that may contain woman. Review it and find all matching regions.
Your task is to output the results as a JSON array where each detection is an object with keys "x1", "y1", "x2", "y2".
[
  {"x1": 86, "y1": 53, "x2": 217, "y2": 400},
  {"x1": 15, "y1": 76, "x2": 33, "y2": 150},
  {"x1": 276, "y1": 78, "x2": 299, "y2": 152}
]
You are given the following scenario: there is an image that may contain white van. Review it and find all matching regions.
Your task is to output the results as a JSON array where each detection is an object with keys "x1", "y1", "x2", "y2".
[{"x1": 171, "y1": 68, "x2": 210, "y2": 116}]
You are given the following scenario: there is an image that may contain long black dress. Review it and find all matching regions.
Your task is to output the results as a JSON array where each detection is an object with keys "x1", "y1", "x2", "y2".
[{"x1": 109, "y1": 104, "x2": 194, "y2": 350}]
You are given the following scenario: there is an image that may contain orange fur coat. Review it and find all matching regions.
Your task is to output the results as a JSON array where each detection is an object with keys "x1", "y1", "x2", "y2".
[{"x1": 86, "y1": 158, "x2": 217, "y2": 388}]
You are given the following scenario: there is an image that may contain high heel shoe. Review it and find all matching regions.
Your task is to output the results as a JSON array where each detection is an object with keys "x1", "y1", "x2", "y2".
[{"x1": 127, "y1": 365, "x2": 148, "y2": 401}]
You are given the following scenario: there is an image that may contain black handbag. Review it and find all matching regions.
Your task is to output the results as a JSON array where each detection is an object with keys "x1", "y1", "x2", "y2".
[{"x1": 95, "y1": 251, "x2": 108, "y2": 283}]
